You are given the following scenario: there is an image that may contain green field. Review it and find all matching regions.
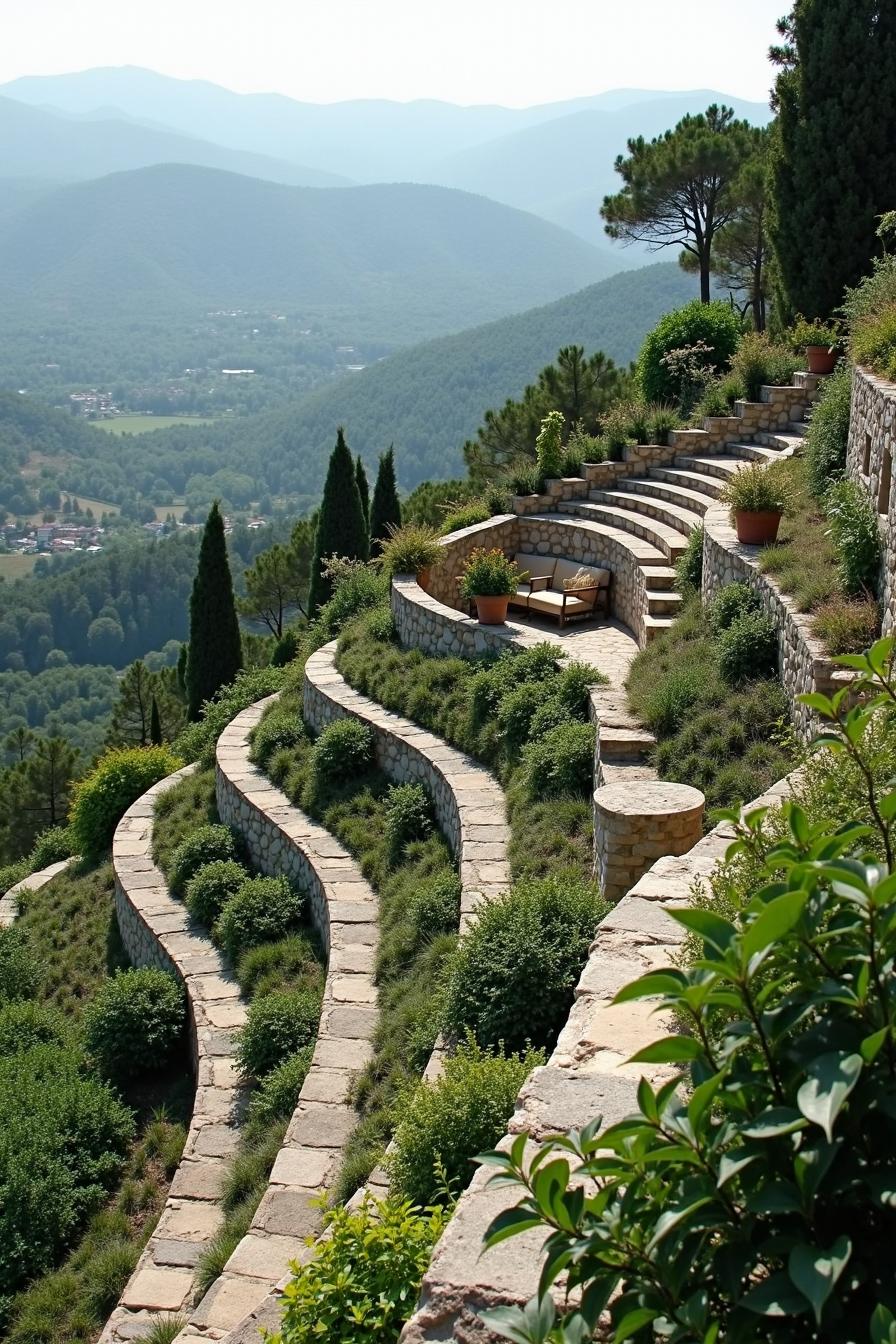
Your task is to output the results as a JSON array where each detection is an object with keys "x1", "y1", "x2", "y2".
[
  {"x1": 95, "y1": 415, "x2": 218, "y2": 435},
  {"x1": 0, "y1": 552, "x2": 39, "y2": 578}
]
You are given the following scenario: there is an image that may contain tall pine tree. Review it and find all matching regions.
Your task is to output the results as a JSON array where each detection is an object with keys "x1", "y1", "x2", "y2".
[
  {"x1": 369, "y1": 447, "x2": 402, "y2": 556},
  {"x1": 355, "y1": 455, "x2": 370, "y2": 526},
  {"x1": 186, "y1": 501, "x2": 243, "y2": 721},
  {"x1": 308, "y1": 428, "x2": 369, "y2": 615},
  {"x1": 768, "y1": 0, "x2": 896, "y2": 320},
  {"x1": 150, "y1": 695, "x2": 163, "y2": 746}
]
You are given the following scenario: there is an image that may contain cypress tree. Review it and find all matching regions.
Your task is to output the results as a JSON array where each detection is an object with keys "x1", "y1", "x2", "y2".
[
  {"x1": 355, "y1": 455, "x2": 370, "y2": 526},
  {"x1": 768, "y1": 0, "x2": 896, "y2": 320},
  {"x1": 369, "y1": 446, "x2": 402, "y2": 556},
  {"x1": 308, "y1": 428, "x2": 369, "y2": 615},
  {"x1": 176, "y1": 643, "x2": 188, "y2": 696},
  {"x1": 186, "y1": 501, "x2": 243, "y2": 721},
  {"x1": 149, "y1": 695, "x2": 163, "y2": 746}
]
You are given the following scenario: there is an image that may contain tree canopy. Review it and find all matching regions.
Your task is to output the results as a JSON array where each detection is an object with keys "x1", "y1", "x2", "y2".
[
  {"x1": 186, "y1": 502, "x2": 243, "y2": 720},
  {"x1": 369, "y1": 448, "x2": 402, "y2": 556},
  {"x1": 308, "y1": 429, "x2": 369, "y2": 614}
]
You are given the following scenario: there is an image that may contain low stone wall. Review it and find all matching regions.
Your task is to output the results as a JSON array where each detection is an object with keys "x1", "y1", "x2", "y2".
[
  {"x1": 175, "y1": 702, "x2": 382, "y2": 1339},
  {"x1": 304, "y1": 643, "x2": 510, "y2": 926},
  {"x1": 425, "y1": 515, "x2": 518, "y2": 609},
  {"x1": 0, "y1": 858, "x2": 71, "y2": 927},
  {"x1": 400, "y1": 771, "x2": 797, "y2": 1343},
  {"x1": 102, "y1": 766, "x2": 249, "y2": 1342},
  {"x1": 846, "y1": 365, "x2": 896, "y2": 633},
  {"x1": 702, "y1": 502, "x2": 850, "y2": 742},
  {"x1": 593, "y1": 779, "x2": 704, "y2": 904}
]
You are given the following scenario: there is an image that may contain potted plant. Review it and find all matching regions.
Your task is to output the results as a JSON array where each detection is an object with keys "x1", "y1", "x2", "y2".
[
  {"x1": 458, "y1": 547, "x2": 519, "y2": 624},
  {"x1": 377, "y1": 522, "x2": 442, "y2": 590},
  {"x1": 722, "y1": 462, "x2": 790, "y2": 545},
  {"x1": 791, "y1": 316, "x2": 842, "y2": 375}
]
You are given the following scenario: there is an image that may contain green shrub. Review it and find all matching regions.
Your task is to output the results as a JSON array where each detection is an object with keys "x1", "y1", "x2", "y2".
[
  {"x1": 716, "y1": 610, "x2": 778, "y2": 683},
  {"x1": 638, "y1": 300, "x2": 741, "y2": 403},
  {"x1": 440, "y1": 501, "x2": 491, "y2": 534},
  {"x1": 215, "y1": 876, "x2": 304, "y2": 962},
  {"x1": 236, "y1": 934, "x2": 322, "y2": 999},
  {"x1": 521, "y1": 721, "x2": 595, "y2": 797},
  {"x1": 246, "y1": 1046, "x2": 314, "y2": 1128},
  {"x1": 693, "y1": 373, "x2": 744, "y2": 420},
  {"x1": 174, "y1": 666, "x2": 285, "y2": 764},
  {"x1": 185, "y1": 859, "x2": 248, "y2": 928},
  {"x1": 250, "y1": 707, "x2": 304, "y2": 769},
  {"x1": 675, "y1": 524, "x2": 704, "y2": 592},
  {"x1": 496, "y1": 681, "x2": 553, "y2": 753},
  {"x1": 236, "y1": 989, "x2": 320, "y2": 1078},
  {"x1": 377, "y1": 521, "x2": 443, "y2": 577},
  {"x1": 648, "y1": 404, "x2": 683, "y2": 444},
  {"x1": 458, "y1": 547, "x2": 519, "y2": 599},
  {"x1": 310, "y1": 717, "x2": 375, "y2": 789},
  {"x1": 824, "y1": 478, "x2": 882, "y2": 596},
  {"x1": 69, "y1": 746, "x2": 182, "y2": 857},
  {"x1": 804, "y1": 362, "x2": 853, "y2": 497},
  {"x1": 269, "y1": 1193, "x2": 448, "y2": 1344},
  {"x1": 384, "y1": 783, "x2": 433, "y2": 867},
  {"x1": 0, "y1": 1000, "x2": 67, "y2": 1058},
  {"x1": 363, "y1": 606, "x2": 396, "y2": 642},
  {"x1": 535, "y1": 409, "x2": 565, "y2": 480},
  {"x1": 721, "y1": 460, "x2": 790, "y2": 518},
  {"x1": 30, "y1": 826, "x2": 74, "y2": 868},
  {"x1": 270, "y1": 627, "x2": 302, "y2": 667},
  {"x1": 812, "y1": 595, "x2": 881, "y2": 655},
  {"x1": 168, "y1": 824, "x2": 239, "y2": 897},
  {"x1": 0, "y1": 927, "x2": 39, "y2": 1004},
  {"x1": 388, "y1": 1038, "x2": 542, "y2": 1207},
  {"x1": 84, "y1": 968, "x2": 185, "y2": 1081},
  {"x1": 444, "y1": 877, "x2": 607, "y2": 1053},
  {"x1": 710, "y1": 581, "x2": 762, "y2": 632},
  {"x1": 729, "y1": 330, "x2": 798, "y2": 401},
  {"x1": 850, "y1": 305, "x2": 896, "y2": 380},
  {"x1": 508, "y1": 462, "x2": 545, "y2": 495}
]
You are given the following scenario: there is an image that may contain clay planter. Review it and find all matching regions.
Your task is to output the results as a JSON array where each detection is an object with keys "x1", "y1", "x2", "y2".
[
  {"x1": 473, "y1": 594, "x2": 510, "y2": 624},
  {"x1": 806, "y1": 345, "x2": 838, "y2": 375},
  {"x1": 416, "y1": 567, "x2": 431, "y2": 591},
  {"x1": 735, "y1": 509, "x2": 783, "y2": 545}
]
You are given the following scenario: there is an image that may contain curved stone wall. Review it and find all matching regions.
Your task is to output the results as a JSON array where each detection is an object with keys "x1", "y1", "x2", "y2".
[
  {"x1": 102, "y1": 766, "x2": 249, "y2": 1342},
  {"x1": 400, "y1": 770, "x2": 797, "y2": 1343},
  {"x1": 702, "y1": 502, "x2": 852, "y2": 742},
  {"x1": 846, "y1": 365, "x2": 896, "y2": 634},
  {"x1": 304, "y1": 643, "x2": 510, "y2": 926},
  {"x1": 0, "y1": 857, "x2": 72, "y2": 927}
]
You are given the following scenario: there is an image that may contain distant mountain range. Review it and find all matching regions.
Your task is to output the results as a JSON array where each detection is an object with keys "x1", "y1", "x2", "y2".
[
  {"x1": 0, "y1": 67, "x2": 772, "y2": 246},
  {"x1": 0, "y1": 164, "x2": 617, "y2": 338}
]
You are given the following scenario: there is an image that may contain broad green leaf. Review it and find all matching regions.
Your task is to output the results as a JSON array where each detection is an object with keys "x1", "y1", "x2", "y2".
[
  {"x1": 788, "y1": 1237, "x2": 851, "y2": 1325},
  {"x1": 797, "y1": 1052, "x2": 863, "y2": 1141},
  {"x1": 741, "y1": 1272, "x2": 809, "y2": 1317},
  {"x1": 646, "y1": 1196, "x2": 714, "y2": 1252},
  {"x1": 861, "y1": 1027, "x2": 891, "y2": 1063},
  {"x1": 612, "y1": 970, "x2": 686, "y2": 1004},
  {"x1": 871, "y1": 1303, "x2": 896, "y2": 1344},
  {"x1": 668, "y1": 906, "x2": 737, "y2": 952},
  {"x1": 613, "y1": 1307, "x2": 658, "y2": 1341},
  {"x1": 742, "y1": 891, "x2": 807, "y2": 960},
  {"x1": 742, "y1": 1107, "x2": 807, "y2": 1139},
  {"x1": 483, "y1": 1207, "x2": 546, "y2": 1251},
  {"x1": 629, "y1": 1036, "x2": 703, "y2": 1064}
]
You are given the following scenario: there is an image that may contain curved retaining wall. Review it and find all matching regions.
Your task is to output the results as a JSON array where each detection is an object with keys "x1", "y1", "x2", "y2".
[
  {"x1": 702, "y1": 502, "x2": 852, "y2": 743},
  {"x1": 102, "y1": 766, "x2": 249, "y2": 1342},
  {"x1": 846, "y1": 365, "x2": 896, "y2": 634},
  {"x1": 0, "y1": 857, "x2": 71, "y2": 927},
  {"x1": 177, "y1": 700, "x2": 382, "y2": 1339},
  {"x1": 304, "y1": 642, "x2": 510, "y2": 926},
  {"x1": 400, "y1": 770, "x2": 797, "y2": 1343}
]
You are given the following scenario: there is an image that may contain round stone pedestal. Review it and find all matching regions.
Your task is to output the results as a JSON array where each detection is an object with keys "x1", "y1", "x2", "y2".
[{"x1": 594, "y1": 780, "x2": 705, "y2": 903}]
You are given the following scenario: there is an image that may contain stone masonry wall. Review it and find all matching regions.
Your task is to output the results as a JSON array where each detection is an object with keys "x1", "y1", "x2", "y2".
[
  {"x1": 400, "y1": 771, "x2": 797, "y2": 1344},
  {"x1": 102, "y1": 766, "x2": 249, "y2": 1342},
  {"x1": 702, "y1": 502, "x2": 851, "y2": 743},
  {"x1": 846, "y1": 365, "x2": 896, "y2": 634},
  {"x1": 0, "y1": 858, "x2": 71, "y2": 928}
]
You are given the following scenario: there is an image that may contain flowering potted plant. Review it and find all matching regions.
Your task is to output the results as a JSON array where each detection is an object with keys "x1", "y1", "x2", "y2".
[
  {"x1": 722, "y1": 461, "x2": 790, "y2": 545},
  {"x1": 377, "y1": 522, "x2": 442, "y2": 590},
  {"x1": 459, "y1": 547, "x2": 519, "y2": 624},
  {"x1": 790, "y1": 316, "x2": 842, "y2": 375}
]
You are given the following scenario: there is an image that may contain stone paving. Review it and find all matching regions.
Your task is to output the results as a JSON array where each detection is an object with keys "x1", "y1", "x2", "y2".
[{"x1": 101, "y1": 766, "x2": 248, "y2": 1343}]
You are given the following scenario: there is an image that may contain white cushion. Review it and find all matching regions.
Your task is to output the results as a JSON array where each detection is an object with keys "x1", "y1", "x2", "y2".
[{"x1": 514, "y1": 552, "x2": 556, "y2": 580}]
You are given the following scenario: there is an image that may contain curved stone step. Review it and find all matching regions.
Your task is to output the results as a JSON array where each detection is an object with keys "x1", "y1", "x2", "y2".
[
  {"x1": 571, "y1": 501, "x2": 689, "y2": 562},
  {"x1": 645, "y1": 588, "x2": 684, "y2": 616},
  {"x1": 673, "y1": 453, "x2": 746, "y2": 481},
  {"x1": 725, "y1": 440, "x2": 785, "y2": 463},
  {"x1": 646, "y1": 465, "x2": 726, "y2": 500},
  {"x1": 618, "y1": 476, "x2": 716, "y2": 515},
  {"x1": 587, "y1": 489, "x2": 703, "y2": 539}
]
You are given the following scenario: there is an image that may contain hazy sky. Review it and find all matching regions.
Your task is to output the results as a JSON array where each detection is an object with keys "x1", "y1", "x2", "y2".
[{"x1": 2, "y1": 0, "x2": 783, "y2": 106}]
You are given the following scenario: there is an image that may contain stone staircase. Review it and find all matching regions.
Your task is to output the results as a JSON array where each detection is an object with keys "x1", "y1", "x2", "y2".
[{"x1": 556, "y1": 372, "x2": 822, "y2": 643}]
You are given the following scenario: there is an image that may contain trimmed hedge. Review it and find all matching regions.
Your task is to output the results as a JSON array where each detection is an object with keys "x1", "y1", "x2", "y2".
[
  {"x1": 69, "y1": 747, "x2": 182, "y2": 858},
  {"x1": 214, "y1": 876, "x2": 304, "y2": 962},
  {"x1": 169, "y1": 824, "x2": 239, "y2": 898},
  {"x1": 84, "y1": 968, "x2": 186, "y2": 1082},
  {"x1": 236, "y1": 990, "x2": 321, "y2": 1079}
]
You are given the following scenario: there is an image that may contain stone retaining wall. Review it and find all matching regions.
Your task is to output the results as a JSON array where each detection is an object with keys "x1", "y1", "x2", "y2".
[
  {"x1": 102, "y1": 766, "x2": 249, "y2": 1342},
  {"x1": 846, "y1": 365, "x2": 896, "y2": 633},
  {"x1": 175, "y1": 701, "x2": 382, "y2": 1339},
  {"x1": 0, "y1": 858, "x2": 71, "y2": 927},
  {"x1": 400, "y1": 771, "x2": 797, "y2": 1343},
  {"x1": 304, "y1": 643, "x2": 510, "y2": 926},
  {"x1": 702, "y1": 502, "x2": 850, "y2": 742}
]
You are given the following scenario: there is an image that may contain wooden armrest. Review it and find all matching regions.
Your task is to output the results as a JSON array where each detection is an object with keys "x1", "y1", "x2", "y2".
[{"x1": 523, "y1": 574, "x2": 551, "y2": 592}]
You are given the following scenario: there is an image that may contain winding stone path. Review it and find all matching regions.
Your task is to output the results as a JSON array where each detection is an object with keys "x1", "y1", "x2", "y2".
[{"x1": 102, "y1": 766, "x2": 248, "y2": 1343}]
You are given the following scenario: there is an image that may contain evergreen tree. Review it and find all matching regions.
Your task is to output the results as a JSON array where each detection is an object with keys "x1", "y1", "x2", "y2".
[
  {"x1": 107, "y1": 659, "x2": 155, "y2": 746},
  {"x1": 307, "y1": 429, "x2": 369, "y2": 615},
  {"x1": 768, "y1": 1, "x2": 896, "y2": 320},
  {"x1": 150, "y1": 696, "x2": 163, "y2": 746},
  {"x1": 176, "y1": 643, "x2": 188, "y2": 696},
  {"x1": 355, "y1": 455, "x2": 370, "y2": 527},
  {"x1": 186, "y1": 501, "x2": 243, "y2": 721},
  {"x1": 368, "y1": 446, "x2": 402, "y2": 556}
]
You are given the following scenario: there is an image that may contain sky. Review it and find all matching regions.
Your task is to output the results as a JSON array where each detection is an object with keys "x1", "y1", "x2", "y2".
[{"x1": 1, "y1": 0, "x2": 784, "y2": 106}]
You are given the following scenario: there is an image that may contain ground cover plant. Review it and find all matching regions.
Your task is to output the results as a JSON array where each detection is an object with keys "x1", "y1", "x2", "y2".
[
  {"x1": 151, "y1": 767, "x2": 325, "y2": 1294},
  {"x1": 0, "y1": 859, "x2": 191, "y2": 1339},
  {"x1": 627, "y1": 589, "x2": 796, "y2": 812},
  {"x1": 474, "y1": 635, "x2": 896, "y2": 1344}
]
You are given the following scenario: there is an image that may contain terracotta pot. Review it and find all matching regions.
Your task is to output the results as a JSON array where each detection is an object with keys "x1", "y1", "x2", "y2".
[
  {"x1": 735, "y1": 509, "x2": 783, "y2": 545},
  {"x1": 806, "y1": 345, "x2": 838, "y2": 375},
  {"x1": 416, "y1": 567, "x2": 431, "y2": 591},
  {"x1": 474, "y1": 594, "x2": 510, "y2": 624}
]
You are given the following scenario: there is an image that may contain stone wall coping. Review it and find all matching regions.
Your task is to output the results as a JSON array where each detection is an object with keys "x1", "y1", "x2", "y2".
[
  {"x1": 400, "y1": 769, "x2": 799, "y2": 1342},
  {"x1": 594, "y1": 780, "x2": 704, "y2": 818},
  {"x1": 102, "y1": 764, "x2": 249, "y2": 1342},
  {"x1": 0, "y1": 857, "x2": 72, "y2": 927}
]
